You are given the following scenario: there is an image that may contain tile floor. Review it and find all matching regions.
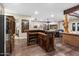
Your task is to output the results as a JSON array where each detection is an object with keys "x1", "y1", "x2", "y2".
[{"x1": 11, "y1": 38, "x2": 79, "y2": 56}]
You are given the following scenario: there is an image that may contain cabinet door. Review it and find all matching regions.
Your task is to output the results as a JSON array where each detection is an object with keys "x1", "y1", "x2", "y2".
[
  {"x1": 6, "y1": 16, "x2": 15, "y2": 55},
  {"x1": 10, "y1": 35, "x2": 14, "y2": 53}
]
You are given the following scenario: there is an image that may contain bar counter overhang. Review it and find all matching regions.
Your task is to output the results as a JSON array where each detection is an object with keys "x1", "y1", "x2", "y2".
[{"x1": 27, "y1": 30, "x2": 55, "y2": 52}]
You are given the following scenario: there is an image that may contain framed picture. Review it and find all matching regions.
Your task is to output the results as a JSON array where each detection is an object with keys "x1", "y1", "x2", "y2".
[
  {"x1": 77, "y1": 23, "x2": 79, "y2": 31},
  {"x1": 72, "y1": 23, "x2": 76, "y2": 31},
  {"x1": 21, "y1": 20, "x2": 29, "y2": 32},
  {"x1": 49, "y1": 25, "x2": 58, "y2": 30}
]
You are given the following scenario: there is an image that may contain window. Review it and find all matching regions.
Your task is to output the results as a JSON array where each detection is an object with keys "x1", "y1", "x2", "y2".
[
  {"x1": 72, "y1": 23, "x2": 76, "y2": 31},
  {"x1": 77, "y1": 23, "x2": 79, "y2": 31}
]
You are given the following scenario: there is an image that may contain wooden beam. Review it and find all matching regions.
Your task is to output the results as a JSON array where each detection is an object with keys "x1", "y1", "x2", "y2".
[
  {"x1": 69, "y1": 13, "x2": 79, "y2": 18},
  {"x1": 64, "y1": 5, "x2": 79, "y2": 14},
  {"x1": 64, "y1": 14, "x2": 69, "y2": 33}
]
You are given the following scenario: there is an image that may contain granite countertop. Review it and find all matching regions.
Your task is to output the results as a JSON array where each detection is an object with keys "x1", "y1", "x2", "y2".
[{"x1": 28, "y1": 30, "x2": 56, "y2": 34}]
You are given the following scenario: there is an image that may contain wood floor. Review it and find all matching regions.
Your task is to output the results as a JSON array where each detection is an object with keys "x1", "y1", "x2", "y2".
[{"x1": 11, "y1": 38, "x2": 79, "y2": 56}]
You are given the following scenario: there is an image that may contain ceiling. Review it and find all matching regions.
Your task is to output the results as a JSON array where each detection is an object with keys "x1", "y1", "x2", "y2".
[{"x1": 3, "y1": 3, "x2": 79, "y2": 21}]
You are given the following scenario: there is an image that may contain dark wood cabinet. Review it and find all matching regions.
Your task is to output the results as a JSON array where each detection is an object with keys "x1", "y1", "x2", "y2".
[
  {"x1": 6, "y1": 16, "x2": 15, "y2": 55},
  {"x1": 27, "y1": 32, "x2": 38, "y2": 45},
  {"x1": 27, "y1": 30, "x2": 55, "y2": 52},
  {"x1": 38, "y1": 33, "x2": 47, "y2": 50}
]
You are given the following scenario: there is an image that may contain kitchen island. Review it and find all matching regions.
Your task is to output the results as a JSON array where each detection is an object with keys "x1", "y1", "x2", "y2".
[{"x1": 27, "y1": 30, "x2": 55, "y2": 52}]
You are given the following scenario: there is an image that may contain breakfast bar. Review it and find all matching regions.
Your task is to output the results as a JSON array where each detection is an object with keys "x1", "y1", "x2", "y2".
[
  {"x1": 62, "y1": 33, "x2": 79, "y2": 47},
  {"x1": 27, "y1": 30, "x2": 55, "y2": 52}
]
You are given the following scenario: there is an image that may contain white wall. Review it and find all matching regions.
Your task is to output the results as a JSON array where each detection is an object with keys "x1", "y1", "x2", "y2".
[{"x1": 58, "y1": 21, "x2": 64, "y2": 30}]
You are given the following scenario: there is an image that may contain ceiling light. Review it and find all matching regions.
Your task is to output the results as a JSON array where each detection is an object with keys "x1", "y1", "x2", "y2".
[
  {"x1": 34, "y1": 11, "x2": 39, "y2": 15},
  {"x1": 50, "y1": 14, "x2": 54, "y2": 18}
]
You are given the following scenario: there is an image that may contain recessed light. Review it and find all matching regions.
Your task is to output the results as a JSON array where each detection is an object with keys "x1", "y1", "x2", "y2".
[
  {"x1": 34, "y1": 11, "x2": 39, "y2": 15},
  {"x1": 50, "y1": 14, "x2": 54, "y2": 18}
]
